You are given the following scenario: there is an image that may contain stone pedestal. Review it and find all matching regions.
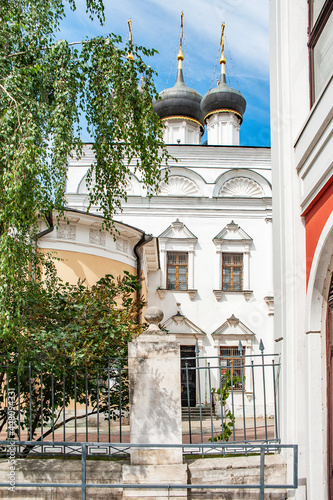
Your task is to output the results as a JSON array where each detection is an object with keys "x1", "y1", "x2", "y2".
[
  {"x1": 123, "y1": 464, "x2": 187, "y2": 499},
  {"x1": 123, "y1": 307, "x2": 185, "y2": 499}
]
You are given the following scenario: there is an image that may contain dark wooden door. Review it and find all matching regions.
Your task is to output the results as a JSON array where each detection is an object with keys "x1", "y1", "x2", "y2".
[
  {"x1": 181, "y1": 345, "x2": 196, "y2": 407},
  {"x1": 327, "y1": 274, "x2": 333, "y2": 499}
]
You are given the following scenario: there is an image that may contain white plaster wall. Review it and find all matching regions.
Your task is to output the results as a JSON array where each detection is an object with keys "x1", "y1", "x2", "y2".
[{"x1": 270, "y1": 0, "x2": 332, "y2": 498}]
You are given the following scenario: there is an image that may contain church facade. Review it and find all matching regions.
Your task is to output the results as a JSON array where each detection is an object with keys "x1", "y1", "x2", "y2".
[{"x1": 56, "y1": 25, "x2": 275, "y2": 414}]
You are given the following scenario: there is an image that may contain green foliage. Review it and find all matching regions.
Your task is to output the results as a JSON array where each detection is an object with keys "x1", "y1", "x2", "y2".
[
  {"x1": 0, "y1": 0, "x2": 169, "y2": 337},
  {"x1": 0, "y1": 271, "x2": 145, "y2": 444},
  {"x1": 210, "y1": 371, "x2": 242, "y2": 442},
  {"x1": 3, "y1": 269, "x2": 145, "y2": 363}
]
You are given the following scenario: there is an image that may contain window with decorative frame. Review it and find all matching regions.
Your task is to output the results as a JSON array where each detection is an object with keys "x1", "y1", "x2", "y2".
[
  {"x1": 308, "y1": 0, "x2": 333, "y2": 104},
  {"x1": 213, "y1": 221, "x2": 252, "y2": 300},
  {"x1": 157, "y1": 220, "x2": 198, "y2": 300},
  {"x1": 167, "y1": 252, "x2": 188, "y2": 290},
  {"x1": 222, "y1": 253, "x2": 243, "y2": 291},
  {"x1": 220, "y1": 346, "x2": 244, "y2": 390}
]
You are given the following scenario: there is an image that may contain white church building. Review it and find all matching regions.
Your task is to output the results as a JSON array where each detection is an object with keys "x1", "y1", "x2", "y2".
[{"x1": 62, "y1": 25, "x2": 275, "y2": 414}]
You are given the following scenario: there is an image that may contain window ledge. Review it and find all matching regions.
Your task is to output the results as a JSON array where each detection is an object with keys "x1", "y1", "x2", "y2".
[
  {"x1": 213, "y1": 290, "x2": 253, "y2": 302},
  {"x1": 156, "y1": 288, "x2": 197, "y2": 301}
]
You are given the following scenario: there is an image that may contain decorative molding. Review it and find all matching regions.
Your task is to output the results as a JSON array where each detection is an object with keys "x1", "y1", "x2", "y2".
[
  {"x1": 159, "y1": 219, "x2": 198, "y2": 242},
  {"x1": 116, "y1": 238, "x2": 128, "y2": 254},
  {"x1": 187, "y1": 289, "x2": 197, "y2": 301},
  {"x1": 162, "y1": 314, "x2": 205, "y2": 337},
  {"x1": 213, "y1": 289, "x2": 253, "y2": 301},
  {"x1": 264, "y1": 296, "x2": 274, "y2": 316},
  {"x1": 57, "y1": 224, "x2": 76, "y2": 241},
  {"x1": 156, "y1": 288, "x2": 197, "y2": 301},
  {"x1": 212, "y1": 315, "x2": 255, "y2": 343},
  {"x1": 213, "y1": 220, "x2": 252, "y2": 244},
  {"x1": 156, "y1": 289, "x2": 167, "y2": 300},
  {"x1": 159, "y1": 176, "x2": 200, "y2": 196},
  {"x1": 243, "y1": 290, "x2": 253, "y2": 301},
  {"x1": 89, "y1": 228, "x2": 106, "y2": 246},
  {"x1": 213, "y1": 290, "x2": 224, "y2": 301},
  {"x1": 219, "y1": 177, "x2": 264, "y2": 197}
]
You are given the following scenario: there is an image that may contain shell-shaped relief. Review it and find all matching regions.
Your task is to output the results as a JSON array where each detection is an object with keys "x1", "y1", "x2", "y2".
[
  {"x1": 124, "y1": 179, "x2": 134, "y2": 195},
  {"x1": 219, "y1": 177, "x2": 264, "y2": 197},
  {"x1": 159, "y1": 176, "x2": 200, "y2": 196}
]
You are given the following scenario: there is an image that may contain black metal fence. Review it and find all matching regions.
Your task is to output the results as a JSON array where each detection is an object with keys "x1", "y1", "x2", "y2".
[
  {"x1": 0, "y1": 346, "x2": 280, "y2": 458},
  {"x1": 0, "y1": 358, "x2": 129, "y2": 457},
  {"x1": 181, "y1": 342, "x2": 280, "y2": 446}
]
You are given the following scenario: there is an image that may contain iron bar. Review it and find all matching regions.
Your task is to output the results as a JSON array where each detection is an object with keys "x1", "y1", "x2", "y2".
[
  {"x1": 229, "y1": 362, "x2": 236, "y2": 442},
  {"x1": 251, "y1": 360, "x2": 257, "y2": 440},
  {"x1": 63, "y1": 372, "x2": 66, "y2": 443},
  {"x1": 107, "y1": 362, "x2": 111, "y2": 444},
  {"x1": 218, "y1": 357, "x2": 225, "y2": 442},
  {"x1": 195, "y1": 344, "x2": 204, "y2": 446},
  {"x1": 240, "y1": 349, "x2": 246, "y2": 443},
  {"x1": 273, "y1": 359, "x2": 279, "y2": 440},
  {"x1": 118, "y1": 360, "x2": 122, "y2": 443},
  {"x1": 96, "y1": 369, "x2": 99, "y2": 443},
  {"x1": 74, "y1": 370, "x2": 77, "y2": 443},
  {"x1": 51, "y1": 373, "x2": 54, "y2": 444},
  {"x1": 85, "y1": 372, "x2": 88, "y2": 442},
  {"x1": 207, "y1": 362, "x2": 214, "y2": 441},
  {"x1": 40, "y1": 372, "x2": 43, "y2": 443},
  {"x1": 18, "y1": 369, "x2": 21, "y2": 442},
  {"x1": 185, "y1": 362, "x2": 192, "y2": 443},
  {"x1": 29, "y1": 363, "x2": 32, "y2": 441}
]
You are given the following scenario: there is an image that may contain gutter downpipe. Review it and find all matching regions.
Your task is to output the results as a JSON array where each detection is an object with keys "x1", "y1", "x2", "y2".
[
  {"x1": 33, "y1": 210, "x2": 54, "y2": 280},
  {"x1": 36, "y1": 210, "x2": 54, "y2": 240},
  {"x1": 134, "y1": 233, "x2": 153, "y2": 325}
]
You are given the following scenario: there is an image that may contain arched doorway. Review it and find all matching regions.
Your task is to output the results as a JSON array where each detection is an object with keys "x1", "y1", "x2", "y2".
[{"x1": 327, "y1": 273, "x2": 333, "y2": 498}]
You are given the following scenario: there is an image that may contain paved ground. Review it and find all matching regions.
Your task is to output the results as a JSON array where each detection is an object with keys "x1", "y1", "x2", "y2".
[{"x1": 0, "y1": 417, "x2": 276, "y2": 444}]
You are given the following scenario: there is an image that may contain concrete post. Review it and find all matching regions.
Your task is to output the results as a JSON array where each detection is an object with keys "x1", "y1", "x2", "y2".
[{"x1": 123, "y1": 306, "x2": 187, "y2": 499}]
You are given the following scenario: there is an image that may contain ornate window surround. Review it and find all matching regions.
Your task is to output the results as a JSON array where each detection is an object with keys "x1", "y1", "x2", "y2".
[
  {"x1": 212, "y1": 315, "x2": 255, "y2": 394},
  {"x1": 157, "y1": 219, "x2": 198, "y2": 301},
  {"x1": 213, "y1": 221, "x2": 253, "y2": 301}
]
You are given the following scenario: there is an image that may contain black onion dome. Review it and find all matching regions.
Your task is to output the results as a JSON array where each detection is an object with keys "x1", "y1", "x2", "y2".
[
  {"x1": 154, "y1": 67, "x2": 204, "y2": 130},
  {"x1": 201, "y1": 75, "x2": 246, "y2": 124}
]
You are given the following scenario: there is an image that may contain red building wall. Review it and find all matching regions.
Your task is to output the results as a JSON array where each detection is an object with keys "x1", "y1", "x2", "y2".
[{"x1": 303, "y1": 176, "x2": 333, "y2": 285}]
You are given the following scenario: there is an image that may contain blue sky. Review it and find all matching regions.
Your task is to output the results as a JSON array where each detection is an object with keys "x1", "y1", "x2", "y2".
[{"x1": 59, "y1": 0, "x2": 270, "y2": 147}]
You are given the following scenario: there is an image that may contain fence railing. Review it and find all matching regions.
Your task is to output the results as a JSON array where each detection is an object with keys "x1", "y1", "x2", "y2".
[
  {"x1": 0, "y1": 441, "x2": 297, "y2": 500},
  {"x1": 0, "y1": 358, "x2": 129, "y2": 455},
  {"x1": 181, "y1": 345, "x2": 280, "y2": 446},
  {"x1": 0, "y1": 348, "x2": 280, "y2": 457}
]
